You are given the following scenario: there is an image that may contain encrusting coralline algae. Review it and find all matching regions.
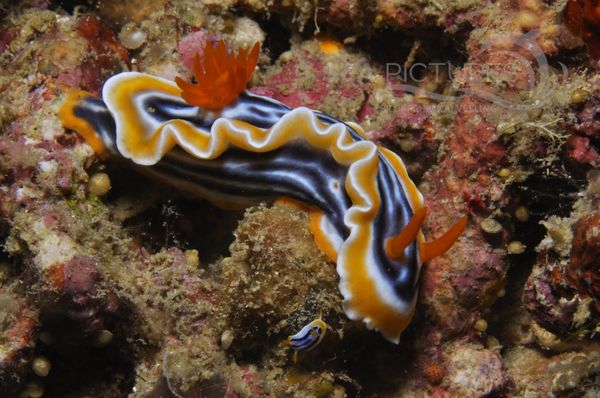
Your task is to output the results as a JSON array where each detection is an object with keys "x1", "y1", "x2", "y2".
[{"x1": 0, "y1": 0, "x2": 599, "y2": 397}]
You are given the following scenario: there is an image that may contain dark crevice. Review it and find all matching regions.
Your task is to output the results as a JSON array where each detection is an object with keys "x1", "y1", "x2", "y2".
[
  {"x1": 49, "y1": 0, "x2": 94, "y2": 15},
  {"x1": 244, "y1": 11, "x2": 293, "y2": 62},
  {"x1": 33, "y1": 318, "x2": 136, "y2": 398},
  {"x1": 488, "y1": 164, "x2": 584, "y2": 347},
  {"x1": 104, "y1": 161, "x2": 243, "y2": 264},
  {"x1": 358, "y1": 26, "x2": 468, "y2": 71}
]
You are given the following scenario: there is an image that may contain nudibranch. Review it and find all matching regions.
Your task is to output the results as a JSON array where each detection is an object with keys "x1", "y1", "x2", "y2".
[
  {"x1": 60, "y1": 39, "x2": 467, "y2": 343},
  {"x1": 287, "y1": 315, "x2": 331, "y2": 363}
]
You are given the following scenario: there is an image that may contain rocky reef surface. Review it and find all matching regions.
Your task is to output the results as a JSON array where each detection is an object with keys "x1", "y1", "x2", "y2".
[{"x1": 0, "y1": 0, "x2": 598, "y2": 397}]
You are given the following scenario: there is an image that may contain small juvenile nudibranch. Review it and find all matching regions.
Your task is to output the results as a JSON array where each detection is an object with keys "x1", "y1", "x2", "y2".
[
  {"x1": 59, "y1": 39, "x2": 467, "y2": 343},
  {"x1": 287, "y1": 315, "x2": 331, "y2": 363}
]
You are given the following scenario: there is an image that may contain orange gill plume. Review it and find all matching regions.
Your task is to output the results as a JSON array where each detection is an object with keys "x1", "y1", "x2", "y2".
[
  {"x1": 385, "y1": 207, "x2": 467, "y2": 263},
  {"x1": 175, "y1": 40, "x2": 260, "y2": 110}
]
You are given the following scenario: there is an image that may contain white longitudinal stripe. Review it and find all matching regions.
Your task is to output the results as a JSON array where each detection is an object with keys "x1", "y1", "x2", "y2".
[
  {"x1": 103, "y1": 72, "x2": 415, "y2": 340},
  {"x1": 85, "y1": 99, "x2": 113, "y2": 114},
  {"x1": 319, "y1": 215, "x2": 344, "y2": 254},
  {"x1": 135, "y1": 91, "x2": 202, "y2": 121}
]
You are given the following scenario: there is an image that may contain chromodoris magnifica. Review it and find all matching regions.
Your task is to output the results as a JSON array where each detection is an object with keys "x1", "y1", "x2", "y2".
[{"x1": 59, "y1": 40, "x2": 467, "y2": 343}]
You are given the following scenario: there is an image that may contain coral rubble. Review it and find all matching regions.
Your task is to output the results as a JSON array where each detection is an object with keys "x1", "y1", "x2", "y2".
[{"x1": 0, "y1": 0, "x2": 599, "y2": 397}]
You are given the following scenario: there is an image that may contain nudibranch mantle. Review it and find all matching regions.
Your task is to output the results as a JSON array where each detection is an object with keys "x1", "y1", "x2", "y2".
[{"x1": 61, "y1": 55, "x2": 465, "y2": 343}]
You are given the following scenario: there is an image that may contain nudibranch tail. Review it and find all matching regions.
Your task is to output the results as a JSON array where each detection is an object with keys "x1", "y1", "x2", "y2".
[
  {"x1": 419, "y1": 215, "x2": 468, "y2": 263},
  {"x1": 174, "y1": 40, "x2": 260, "y2": 110}
]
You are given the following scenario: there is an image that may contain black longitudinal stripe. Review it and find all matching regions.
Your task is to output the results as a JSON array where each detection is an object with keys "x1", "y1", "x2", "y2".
[
  {"x1": 167, "y1": 147, "x2": 329, "y2": 197},
  {"x1": 141, "y1": 92, "x2": 290, "y2": 132},
  {"x1": 146, "y1": 160, "x2": 277, "y2": 203},
  {"x1": 290, "y1": 332, "x2": 314, "y2": 345},
  {"x1": 152, "y1": 144, "x2": 351, "y2": 238},
  {"x1": 291, "y1": 333, "x2": 318, "y2": 350},
  {"x1": 150, "y1": 160, "x2": 333, "y2": 227},
  {"x1": 169, "y1": 143, "x2": 350, "y2": 214},
  {"x1": 73, "y1": 98, "x2": 118, "y2": 155},
  {"x1": 291, "y1": 340, "x2": 314, "y2": 350},
  {"x1": 233, "y1": 92, "x2": 290, "y2": 128},
  {"x1": 157, "y1": 157, "x2": 320, "y2": 205},
  {"x1": 143, "y1": 96, "x2": 209, "y2": 128}
]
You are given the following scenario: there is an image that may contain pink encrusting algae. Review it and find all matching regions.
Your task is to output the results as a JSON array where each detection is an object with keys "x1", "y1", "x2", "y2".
[{"x1": 0, "y1": 0, "x2": 599, "y2": 397}]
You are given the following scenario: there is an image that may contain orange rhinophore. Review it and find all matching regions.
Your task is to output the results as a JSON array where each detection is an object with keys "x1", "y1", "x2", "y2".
[
  {"x1": 564, "y1": 0, "x2": 600, "y2": 60},
  {"x1": 175, "y1": 40, "x2": 260, "y2": 110},
  {"x1": 419, "y1": 215, "x2": 468, "y2": 263},
  {"x1": 385, "y1": 207, "x2": 467, "y2": 263},
  {"x1": 385, "y1": 207, "x2": 428, "y2": 259}
]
